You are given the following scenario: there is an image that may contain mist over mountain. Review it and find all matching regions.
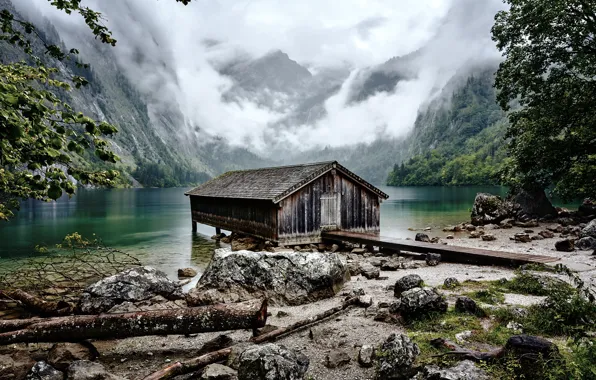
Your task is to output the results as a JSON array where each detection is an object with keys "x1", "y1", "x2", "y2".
[{"x1": 6, "y1": 0, "x2": 507, "y2": 184}]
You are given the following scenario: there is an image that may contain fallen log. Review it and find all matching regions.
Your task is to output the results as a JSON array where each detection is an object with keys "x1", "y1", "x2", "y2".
[
  {"x1": 0, "y1": 299, "x2": 267, "y2": 345},
  {"x1": 431, "y1": 338, "x2": 504, "y2": 361},
  {"x1": 252, "y1": 296, "x2": 368, "y2": 344},
  {"x1": 431, "y1": 335, "x2": 558, "y2": 362},
  {"x1": 0, "y1": 289, "x2": 73, "y2": 317},
  {"x1": 142, "y1": 296, "x2": 369, "y2": 380},
  {"x1": 142, "y1": 347, "x2": 233, "y2": 380},
  {"x1": 0, "y1": 318, "x2": 40, "y2": 334}
]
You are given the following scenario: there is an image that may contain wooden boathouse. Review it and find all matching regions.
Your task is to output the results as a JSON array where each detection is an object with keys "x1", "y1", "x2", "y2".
[{"x1": 185, "y1": 161, "x2": 389, "y2": 245}]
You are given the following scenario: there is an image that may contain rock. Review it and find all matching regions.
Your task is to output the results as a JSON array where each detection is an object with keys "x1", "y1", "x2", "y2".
[
  {"x1": 420, "y1": 360, "x2": 489, "y2": 380},
  {"x1": 465, "y1": 225, "x2": 476, "y2": 231},
  {"x1": 347, "y1": 261, "x2": 361, "y2": 276},
  {"x1": 481, "y1": 234, "x2": 496, "y2": 241},
  {"x1": 66, "y1": 361, "x2": 123, "y2": 380},
  {"x1": 471, "y1": 193, "x2": 518, "y2": 226},
  {"x1": 231, "y1": 235, "x2": 262, "y2": 251},
  {"x1": 277, "y1": 310, "x2": 290, "y2": 318},
  {"x1": 358, "y1": 345, "x2": 374, "y2": 368},
  {"x1": 237, "y1": 344, "x2": 309, "y2": 380},
  {"x1": 394, "y1": 275, "x2": 423, "y2": 297},
  {"x1": 455, "y1": 296, "x2": 485, "y2": 317},
  {"x1": 201, "y1": 364, "x2": 238, "y2": 380},
  {"x1": 376, "y1": 333, "x2": 420, "y2": 380},
  {"x1": 351, "y1": 248, "x2": 367, "y2": 254},
  {"x1": 187, "y1": 248, "x2": 349, "y2": 306},
  {"x1": 415, "y1": 233, "x2": 431, "y2": 243},
  {"x1": 177, "y1": 268, "x2": 198, "y2": 278},
  {"x1": 26, "y1": 362, "x2": 63, "y2": 380},
  {"x1": 324, "y1": 350, "x2": 351, "y2": 368},
  {"x1": 47, "y1": 343, "x2": 94, "y2": 371},
  {"x1": 443, "y1": 278, "x2": 460, "y2": 289},
  {"x1": 381, "y1": 259, "x2": 403, "y2": 271},
  {"x1": 360, "y1": 263, "x2": 380, "y2": 280},
  {"x1": 578, "y1": 199, "x2": 596, "y2": 217},
  {"x1": 531, "y1": 235, "x2": 545, "y2": 241},
  {"x1": 509, "y1": 189, "x2": 556, "y2": 219},
  {"x1": 425, "y1": 253, "x2": 441, "y2": 266},
  {"x1": 443, "y1": 225, "x2": 462, "y2": 232},
  {"x1": 330, "y1": 244, "x2": 340, "y2": 253},
  {"x1": 555, "y1": 239, "x2": 574, "y2": 252},
  {"x1": 0, "y1": 351, "x2": 35, "y2": 380},
  {"x1": 504, "y1": 335, "x2": 559, "y2": 361},
  {"x1": 455, "y1": 330, "x2": 473, "y2": 343},
  {"x1": 576, "y1": 236, "x2": 596, "y2": 250},
  {"x1": 430, "y1": 237, "x2": 441, "y2": 243},
  {"x1": 445, "y1": 235, "x2": 454, "y2": 239},
  {"x1": 539, "y1": 230, "x2": 555, "y2": 238},
  {"x1": 398, "y1": 288, "x2": 448, "y2": 318},
  {"x1": 581, "y1": 219, "x2": 596, "y2": 238},
  {"x1": 468, "y1": 231, "x2": 481, "y2": 239},
  {"x1": 514, "y1": 233, "x2": 531, "y2": 243},
  {"x1": 78, "y1": 266, "x2": 183, "y2": 314}
]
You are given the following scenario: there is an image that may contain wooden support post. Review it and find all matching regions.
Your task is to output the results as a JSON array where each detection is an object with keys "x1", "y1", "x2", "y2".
[
  {"x1": 215, "y1": 227, "x2": 221, "y2": 235},
  {"x1": 192, "y1": 221, "x2": 197, "y2": 232}
]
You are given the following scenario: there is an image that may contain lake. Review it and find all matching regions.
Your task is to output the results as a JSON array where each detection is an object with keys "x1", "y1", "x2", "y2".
[{"x1": 0, "y1": 186, "x2": 512, "y2": 279}]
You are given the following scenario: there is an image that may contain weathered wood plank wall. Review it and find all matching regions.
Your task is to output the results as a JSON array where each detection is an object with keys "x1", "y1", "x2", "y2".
[
  {"x1": 190, "y1": 196, "x2": 277, "y2": 240},
  {"x1": 277, "y1": 171, "x2": 380, "y2": 244}
]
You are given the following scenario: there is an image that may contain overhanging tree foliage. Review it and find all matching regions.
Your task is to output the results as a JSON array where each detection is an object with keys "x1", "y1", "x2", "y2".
[
  {"x1": 0, "y1": 0, "x2": 192, "y2": 220},
  {"x1": 492, "y1": 0, "x2": 596, "y2": 200}
]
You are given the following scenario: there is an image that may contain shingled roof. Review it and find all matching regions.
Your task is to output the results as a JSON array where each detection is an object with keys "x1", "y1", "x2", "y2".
[{"x1": 185, "y1": 161, "x2": 388, "y2": 203}]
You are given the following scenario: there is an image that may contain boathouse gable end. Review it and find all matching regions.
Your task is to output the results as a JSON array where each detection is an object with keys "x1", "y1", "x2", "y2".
[{"x1": 185, "y1": 161, "x2": 388, "y2": 245}]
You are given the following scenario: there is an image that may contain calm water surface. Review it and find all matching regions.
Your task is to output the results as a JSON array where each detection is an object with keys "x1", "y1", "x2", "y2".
[{"x1": 0, "y1": 186, "x2": 522, "y2": 279}]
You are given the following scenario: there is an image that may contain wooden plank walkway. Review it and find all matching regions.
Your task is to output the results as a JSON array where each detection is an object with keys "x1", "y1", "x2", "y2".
[{"x1": 322, "y1": 231, "x2": 559, "y2": 267}]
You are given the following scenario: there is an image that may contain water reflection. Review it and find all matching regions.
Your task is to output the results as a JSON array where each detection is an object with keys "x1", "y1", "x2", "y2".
[{"x1": 0, "y1": 185, "x2": 575, "y2": 278}]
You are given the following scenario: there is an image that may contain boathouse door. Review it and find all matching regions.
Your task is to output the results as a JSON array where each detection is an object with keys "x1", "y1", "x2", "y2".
[{"x1": 320, "y1": 192, "x2": 339, "y2": 230}]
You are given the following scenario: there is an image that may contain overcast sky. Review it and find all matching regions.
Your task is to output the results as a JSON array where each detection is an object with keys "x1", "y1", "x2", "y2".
[{"x1": 16, "y1": 0, "x2": 505, "y2": 152}]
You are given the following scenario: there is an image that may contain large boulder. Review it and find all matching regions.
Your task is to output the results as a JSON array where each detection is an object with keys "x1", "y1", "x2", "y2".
[
  {"x1": 509, "y1": 189, "x2": 556, "y2": 219},
  {"x1": 26, "y1": 362, "x2": 63, "y2": 380},
  {"x1": 187, "y1": 248, "x2": 349, "y2": 306},
  {"x1": 376, "y1": 333, "x2": 420, "y2": 380},
  {"x1": 78, "y1": 266, "x2": 184, "y2": 314},
  {"x1": 419, "y1": 360, "x2": 489, "y2": 380},
  {"x1": 581, "y1": 219, "x2": 596, "y2": 239},
  {"x1": 471, "y1": 193, "x2": 518, "y2": 226},
  {"x1": 396, "y1": 287, "x2": 448, "y2": 318},
  {"x1": 237, "y1": 344, "x2": 309, "y2": 380}
]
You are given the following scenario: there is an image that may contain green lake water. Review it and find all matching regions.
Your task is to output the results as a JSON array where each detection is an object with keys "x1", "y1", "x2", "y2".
[{"x1": 0, "y1": 185, "x2": 548, "y2": 280}]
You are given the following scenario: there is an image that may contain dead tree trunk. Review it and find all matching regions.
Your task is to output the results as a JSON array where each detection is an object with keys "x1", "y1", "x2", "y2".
[
  {"x1": 0, "y1": 289, "x2": 73, "y2": 317},
  {"x1": 0, "y1": 299, "x2": 267, "y2": 344}
]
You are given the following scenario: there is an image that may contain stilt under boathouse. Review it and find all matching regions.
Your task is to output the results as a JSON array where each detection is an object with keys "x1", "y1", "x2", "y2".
[{"x1": 184, "y1": 161, "x2": 389, "y2": 245}]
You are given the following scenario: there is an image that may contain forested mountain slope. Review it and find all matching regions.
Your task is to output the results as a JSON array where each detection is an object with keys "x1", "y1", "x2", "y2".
[
  {"x1": 387, "y1": 65, "x2": 508, "y2": 186},
  {"x1": 1, "y1": 0, "x2": 268, "y2": 187}
]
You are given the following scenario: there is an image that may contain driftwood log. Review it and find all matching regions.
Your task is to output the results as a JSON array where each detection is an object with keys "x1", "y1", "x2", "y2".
[
  {"x1": 431, "y1": 335, "x2": 558, "y2": 362},
  {"x1": 0, "y1": 299, "x2": 267, "y2": 344},
  {"x1": 142, "y1": 296, "x2": 370, "y2": 380},
  {"x1": 0, "y1": 289, "x2": 74, "y2": 317},
  {"x1": 142, "y1": 347, "x2": 233, "y2": 380}
]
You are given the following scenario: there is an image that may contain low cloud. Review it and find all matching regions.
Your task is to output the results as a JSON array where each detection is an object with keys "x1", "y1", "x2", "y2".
[{"x1": 15, "y1": 0, "x2": 505, "y2": 154}]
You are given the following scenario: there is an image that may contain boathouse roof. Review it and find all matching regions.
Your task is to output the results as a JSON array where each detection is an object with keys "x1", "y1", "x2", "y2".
[{"x1": 184, "y1": 161, "x2": 389, "y2": 203}]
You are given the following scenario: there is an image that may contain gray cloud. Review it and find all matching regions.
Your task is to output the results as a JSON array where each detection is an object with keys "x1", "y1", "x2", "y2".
[{"x1": 14, "y1": 0, "x2": 505, "y2": 153}]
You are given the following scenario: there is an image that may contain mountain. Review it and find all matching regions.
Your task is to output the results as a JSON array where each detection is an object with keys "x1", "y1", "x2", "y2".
[
  {"x1": 387, "y1": 64, "x2": 508, "y2": 186},
  {"x1": 1, "y1": 0, "x2": 270, "y2": 187}
]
